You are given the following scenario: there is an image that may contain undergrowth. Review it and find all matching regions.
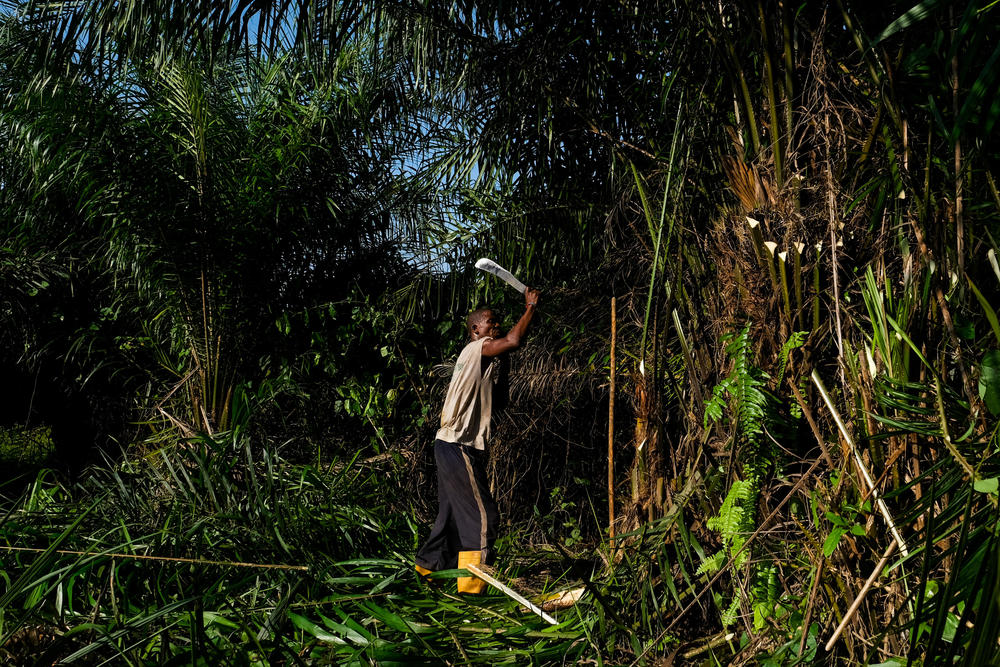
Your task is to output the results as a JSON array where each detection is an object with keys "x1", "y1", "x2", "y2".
[{"x1": 700, "y1": 323, "x2": 802, "y2": 631}]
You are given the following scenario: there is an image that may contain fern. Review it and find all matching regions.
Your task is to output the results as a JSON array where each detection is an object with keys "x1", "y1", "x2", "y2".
[
  {"x1": 705, "y1": 477, "x2": 754, "y2": 570},
  {"x1": 776, "y1": 330, "x2": 807, "y2": 386},
  {"x1": 703, "y1": 376, "x2": 734, "y2": 427},
  {"x1": 696, "y1": 548, "x2": 727, "y2": 576},
  {"x1": 776, "y1": 331, "x2": 808, "y2": 421},
  {"x1": 725, "y1": 324, "x2": 770, "y2": 459},
  {"x1": 702, "y1": 323, "x2": 789, "y2": 628},
  {"x1": 721, "y1": 597, "x2": 742, "y2": 628},
  {"x1": 752, "y1": 563, "x2": 779, "y2": 631}
]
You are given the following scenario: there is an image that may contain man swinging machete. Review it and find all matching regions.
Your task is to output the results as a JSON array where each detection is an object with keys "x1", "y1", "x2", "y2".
[{"x1": 415, "y1": 262, "x2": 540, "y2": 594}]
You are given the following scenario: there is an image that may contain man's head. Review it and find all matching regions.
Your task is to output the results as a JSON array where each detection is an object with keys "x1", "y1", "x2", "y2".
[{"x1": 467, "y1": 308, "x2": 501, "y2": 340}]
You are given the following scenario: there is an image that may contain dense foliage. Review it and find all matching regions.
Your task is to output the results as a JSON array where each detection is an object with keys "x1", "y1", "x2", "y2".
[{"x1": 2, "y1": 0, "x2": 1000, "y2": 664}]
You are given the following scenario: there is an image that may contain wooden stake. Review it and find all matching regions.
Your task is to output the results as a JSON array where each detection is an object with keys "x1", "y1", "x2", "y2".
[{"x1": 608, "y1": 296, "x2": 617, "y2": 548}]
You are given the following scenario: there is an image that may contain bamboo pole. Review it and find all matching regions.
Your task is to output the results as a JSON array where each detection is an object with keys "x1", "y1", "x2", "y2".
[
  {"x1": 609, "y1": 297, "x2": 617, "y2": 548},
  {"x1": 811, "y1": 371, "x2": 910, "y2": 557}
]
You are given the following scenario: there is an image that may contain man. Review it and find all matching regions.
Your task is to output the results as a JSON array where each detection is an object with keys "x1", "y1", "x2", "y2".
[{"x1": 415, "y1": 286, "x2": 541, "y2": 593}]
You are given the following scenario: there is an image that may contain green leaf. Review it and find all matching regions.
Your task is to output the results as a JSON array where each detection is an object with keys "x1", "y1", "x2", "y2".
[
  {"x1": 287, "y1": 612, "x2": 344, "y2": 644},
  {"x1": 968, "y1": 276, "x2": 1000, "y2": 346},
  {"x1": 980, "y1": 350, "x2": 1000, "y2": 416},
  {"x1": 823, "y1": 527, "x2": 847, "y2": 557},
  {"x1": 954, "y1": 315, "x2": 975, "y2": 341},
  {"x1": 874, "y1": 0, "x2": 947, "y2": 45},
  {"x1": 973, "y1": 477, "x2": 999, "y2": 495}
]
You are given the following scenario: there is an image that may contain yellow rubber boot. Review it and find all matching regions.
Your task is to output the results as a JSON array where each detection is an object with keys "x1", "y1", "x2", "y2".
[
  {"x1": 415, "y1": 563, "x2": 439, "y2": 587},
  {"x1": 457, "y1": 551, "x2": 486, "y2": 595}
]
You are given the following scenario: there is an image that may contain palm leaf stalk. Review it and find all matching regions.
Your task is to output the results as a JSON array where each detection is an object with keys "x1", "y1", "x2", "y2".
[
  {"x1": 792, "y1": 241, "x2": 804, "y2": 329},
  {"x1": 746, "y1": 217, "x2": 779, "y2": 292},
  {"x1": 636, "y1": 95, "x2": 685, "y2": 374}
]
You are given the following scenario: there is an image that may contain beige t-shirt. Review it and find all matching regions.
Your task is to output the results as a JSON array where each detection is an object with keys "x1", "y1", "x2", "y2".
[{"x1": 436, "y1": 337, "x2": 498, "y2": 450}]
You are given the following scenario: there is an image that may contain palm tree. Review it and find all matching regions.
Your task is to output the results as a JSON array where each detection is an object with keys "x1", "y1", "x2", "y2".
[{"x1": 0, "y1": 9, "x2": 427, "y2": 437}]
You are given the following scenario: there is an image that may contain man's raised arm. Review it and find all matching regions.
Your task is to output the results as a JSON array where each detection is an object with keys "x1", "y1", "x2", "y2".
[{"x1": 482, "y1": 287, "x2": 540, "y2": 358}]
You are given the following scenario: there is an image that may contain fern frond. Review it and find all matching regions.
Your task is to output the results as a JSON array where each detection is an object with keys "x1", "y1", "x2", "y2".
[
  {"x1": 696, "y1": 549, "x2": 727, "y2": 576},
  {"x1": 721, "y1": 596, "x2": 742, "y2": 628},
  {"x1": 704, "y1": 376, "x2": 734, "y2": 427},
  {"x1": 776, "y1": 330, "x2": 807, "y2": 385},
  {"x1": 706, "y1": 478, "x2": 755, "y2": 570},
  {"x1": 752, "y1": 563, "x2": 779, "y2": 631}
]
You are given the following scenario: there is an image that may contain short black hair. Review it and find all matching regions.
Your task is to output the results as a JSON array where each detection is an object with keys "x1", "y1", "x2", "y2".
[{"x1": 466, "y1": 307, "x2": 495, "y2": 336}]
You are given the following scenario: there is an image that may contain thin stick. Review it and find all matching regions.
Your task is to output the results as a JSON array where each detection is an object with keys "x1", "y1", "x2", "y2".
[
  {"x1": 1, "y1": 546, "x2": 309, "y2": 571},
  {"x1": 787, "y1": 379, "x2": 835, "y2": 469},
  {"x1": 811, "y1": 371, "x2": 910, "y2": 557},
  {"x1": 682, "y1": 632, "x2": 736, "y2": 660},
  {"x1": 824, "y1": 540, "x2": 897, "y2": 652},
  {"x1": 609, "y1": 297, "x2": 617, "y2": 548},
  {"x1": 799, "y1": 558, "x2": 824, "y2": 656}
]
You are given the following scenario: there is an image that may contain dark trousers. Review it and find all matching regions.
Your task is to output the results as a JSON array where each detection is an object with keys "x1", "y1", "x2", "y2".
[{"x1": 415, "y1": 440, "x2": 499, "y2": 571}]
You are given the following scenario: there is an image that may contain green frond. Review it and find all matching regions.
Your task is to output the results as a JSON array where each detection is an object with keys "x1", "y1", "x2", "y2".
[
  {"x1": 721, "y1": 596, "x2": 742, "y2": 628},
  {"x1": 697, "y1": 549, "x2": 727, "y2": 576},
  {"x1": 752, "y1": 563, "x2": 778, "y2": 632},
  {"x1": 776, "y1": 330, "x2": 807, "y2": 386}
]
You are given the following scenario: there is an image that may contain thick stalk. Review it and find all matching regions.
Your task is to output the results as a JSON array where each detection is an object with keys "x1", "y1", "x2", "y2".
[
  {"x1": 638, "y1": 97, "x2": 685, "y2": 371},
  {"x1": 951, "y1": 7, "x2": 964, "y2": 277},
  {"x1": 713, "y1": 4, "x2": 761, "y2": 155},
  {"x1": 780, "y1": 0, "x2": 794, "y2": 142},
  {"x1": 758, "y1": 0, "x2": 784, "y2": 187},
  {"x1": 608, "y1": 297, "x2": 617, "y2": 547},
  {"x1": 792, "y1": 242, "x2": 804, "y2": 329},
  {"x1": 777, "y1": 251, "x2": 793, "y2": 326},
  {"x1": 825, "y1": 108, "x2": 844, "y2": 359},
  {"x1": 200, "y1": 271, "x2": 211, "y2": 432},
  {"x1": 812, "y1": 243, "x2": 822, "y2": 331},
  {"x1": 780, "y1": 0, "x2": 797, "y2": 209},
  {"x1": 747, "y1": 217, "x2": 779, "y2": 291}
]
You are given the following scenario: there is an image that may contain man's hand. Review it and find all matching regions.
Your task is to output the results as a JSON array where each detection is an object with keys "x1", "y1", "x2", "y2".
[{"x1": 524, "y1": 287, "x2": 540, "y2": 309}]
